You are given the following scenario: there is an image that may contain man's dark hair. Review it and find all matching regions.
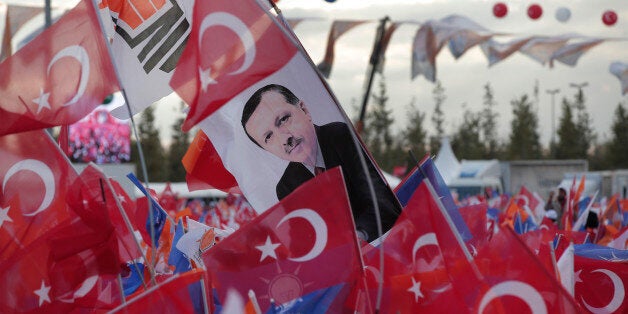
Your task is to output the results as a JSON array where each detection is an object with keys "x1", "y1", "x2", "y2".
[{"x1": 241, "y1": 84, "x2": 300, "y2": 146}]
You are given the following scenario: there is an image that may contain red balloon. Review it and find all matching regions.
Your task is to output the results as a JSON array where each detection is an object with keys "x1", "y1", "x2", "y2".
[
  {"x1": 493, "y1": 2, "x2": 508, "y2": 18},
  {"x1": 602, "y1": 10, "x2": 618, "y2": 26},
  {"x1": 527, "y1": 4, "x2": 543, "y2": 20}
]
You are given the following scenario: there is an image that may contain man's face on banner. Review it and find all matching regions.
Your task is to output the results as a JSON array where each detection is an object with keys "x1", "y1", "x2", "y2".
[{"x1": 245, "y1": 90, "x2": 318, "y2": 166}]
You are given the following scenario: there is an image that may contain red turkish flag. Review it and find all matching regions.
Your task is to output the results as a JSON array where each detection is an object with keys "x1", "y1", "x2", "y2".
[
  {"x1": 361, "y1": 182, "x2": 480, "y2": 312},
  {"x1": 182, "y1": 129, "x2": 238, "y2": 192},
  {"x1": 574, "y1": 256, "x2": 627, "y2": 314},
  {"x1": 170, "y1": 0, "x2": 298, "y2": 131},
  {"x1": 0, "y1": 131, "x2": 122, "y2": 312},
  {"x1": 76, "y1": 164, "x2": 142, "y2": 263},
  {"x1": 473, "y1": 226, "x2": 579, "y2": 313},
  {"x1": 202, "y1": 167, "x2": 362, "y2": 312},
  {"x1": 0, "y1": 130, "x2": 78, "y2": 260},
  {"x1": 459, "y1": 202, "x2": 490, "y2": 249},
  {"x1": 0, "y1": 0, "x2": 119, "y2": 136},
  {"x1": 111, "y1": 269, "x2": 210, "y2": 313}
]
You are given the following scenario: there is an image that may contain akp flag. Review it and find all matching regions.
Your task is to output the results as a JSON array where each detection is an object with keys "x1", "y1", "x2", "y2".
[
  {"x1": 170, "y1": 0, "x2": 298, "y2": 131},
  {"x1": 0, "y1": 0, "x2": 119, "y2": 135},
  {"x1": 202, "y1": 168, "x2": 363, "y2": 312},
  {"x1": 99, "y1": 0, "x2": 194, "y2": 119}
]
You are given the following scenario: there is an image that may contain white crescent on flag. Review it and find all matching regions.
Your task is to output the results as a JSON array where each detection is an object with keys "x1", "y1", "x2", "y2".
[
  {"x1": 478, "y1": 281, "x2": 547, "y2": 314},
  {"x1": 411, "y1": 232, "x2": 440, "y2": 266},
  {"x1": 277, "y1": 208, "x2": 327, "y2": 262},
  {"x1": 47, "y1": 45, "x2": 90, "y2": 107},
  {"x1": 198, "y1": 12, "x2": 256, "y2": 76},
  {"x1": 581, "y1": 269, "x2": 625, "y2": 314},
  {"x1": 2, "y1": 159, "x2": 55, "y2": 217}
]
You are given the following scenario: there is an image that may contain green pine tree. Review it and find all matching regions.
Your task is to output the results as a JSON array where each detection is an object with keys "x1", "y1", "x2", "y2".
[
  {"x1": 555, "y1": 98, "x2": 581, "y2": 159},
  {"x1": 403, "y1": 97, "x2": 428, "y2": 161},
  {"x1": 481, "y1": 83, "x2": 499, "y2": 158},
  {"x1": 452, "y1": 107, "x2": 484, "y2": 159},
  {"x1": 429, "y1": 80, "x2": 446, "y2": 154},
  {"x1": 364, "y1": 76, "x2": 395, "y2": 170},
  {"x1": 608, "y1": 102, "x2": 628, "y2": 168},
  {"x1": 167, "y1": 102, "x2": 191, "y2": 182},
  {"x1": 134, "y1": 105, "x2": 167, "y2": 182},
  {"x1": 507, "y1": 95, "x2": 542, "y2": 159},
  {"x1": 572, "y1": 88, "x2": 596, "y2": 158}
]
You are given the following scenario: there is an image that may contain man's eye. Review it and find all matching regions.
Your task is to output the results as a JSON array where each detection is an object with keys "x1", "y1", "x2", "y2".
[{"x1": 278, "y1": 114, "x2": 290, "y2": 125}]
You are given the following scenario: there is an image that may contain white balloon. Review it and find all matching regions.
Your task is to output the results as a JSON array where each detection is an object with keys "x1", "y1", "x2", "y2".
[{"x1": 556, "y1": 7, "x2": 571, "y2": 23}]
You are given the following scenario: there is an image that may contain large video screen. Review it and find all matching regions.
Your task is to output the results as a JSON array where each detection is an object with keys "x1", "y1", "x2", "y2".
[{"x1": 68, "y1": 107, "x2": 131, "y2": 164}]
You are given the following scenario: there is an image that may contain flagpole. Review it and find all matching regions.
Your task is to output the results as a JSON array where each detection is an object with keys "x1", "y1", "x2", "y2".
[
  {"x1": 356, "y1": 16, "x2": 389, "y2": 136},
  {"x1": 89, "y1": 0, "x2": 158, "y2": 285},
  {"x1": 117, "y1": 274, "x2": 127, "y2": 305},
  {"x1": 103, "y1": 173, "x2": 155, "y2": 285}
]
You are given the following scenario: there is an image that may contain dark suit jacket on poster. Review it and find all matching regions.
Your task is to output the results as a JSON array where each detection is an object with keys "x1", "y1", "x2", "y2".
[{"x1": 276, "y1": 122, "x2": 401, "y2": 241}]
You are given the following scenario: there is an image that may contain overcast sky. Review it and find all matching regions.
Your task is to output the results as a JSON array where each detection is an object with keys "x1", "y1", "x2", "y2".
[{"x1": 6, "y1": 0, "x2": 628, "y2": 150}]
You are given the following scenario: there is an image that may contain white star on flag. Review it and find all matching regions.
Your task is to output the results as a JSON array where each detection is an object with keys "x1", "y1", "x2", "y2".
[
  {"x1": 0, "y1": 206, "x2": 12, "y2": 228},
  {"x1": 198, "y1": 66, "x2": 217, "y2": 92},
  {"x1": 407, "y1": 277, "x2": 424, "y2": 303},
  {"x1": 575, "y1": 269, "x2": 583, "y2": 283},
  {"x1": 34, "y1": 280, "x2": 51, "y2": 306},
  {"x1": 255, "y1": 236, "x2": 280, "y2": 262},
  {"x1": 32, "y1": 88, "x2": 51, "y2": 114},
  {"x1": 117, "y1": 195, "x2": 126, "y2": 204}
]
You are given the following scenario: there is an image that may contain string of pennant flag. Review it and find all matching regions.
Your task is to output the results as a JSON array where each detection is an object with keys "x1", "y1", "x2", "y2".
[{"x1": 293, "y1": 14, "x2": 628, "y2": 94}]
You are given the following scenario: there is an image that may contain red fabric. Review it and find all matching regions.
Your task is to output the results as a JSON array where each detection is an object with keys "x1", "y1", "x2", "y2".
[
  {"x1": 473, "y1": 227, "x2": 579, "y2": 313},
  {"x1": 77, "y1": 164, "x2": 142, "y2": 263},
  {"x1": 0, "y1": 130, "x2": 121, "y2": 312},
  {"x1": 182, "y1": 130, "x2": 238, "y2": 192},
  {"x1": 202, "y1": 168, "x2": 362, "y2": 312},
  {"x1": 574, "y1": 256, "x2": 628, "y2": 314},
  {"x1": 515, "y1": 185, "x2": 541, "y2": 214},
  {"x1": 459, "y1": 203, "x2": 489, "y2": 248},
  {"x1": 113, "y1": 269, "x2": 210, "y2": 313},
  {"x1": 170, "y1": 0, "x2": 298, "y2": 131},
  {"x1": 361, "y1": 183, "x2": 481, "y2": 312},
  {"x1": 0, "y1": 0, "x2": 119, "y2": 136}
]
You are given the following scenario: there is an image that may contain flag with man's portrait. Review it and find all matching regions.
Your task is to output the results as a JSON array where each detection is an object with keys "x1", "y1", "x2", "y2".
[{"x1": 173, "y1": 0, "x2": 401, "y2": 240}]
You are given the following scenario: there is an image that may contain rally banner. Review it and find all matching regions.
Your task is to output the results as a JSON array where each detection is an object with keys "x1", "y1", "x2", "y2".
[{"x1": 173, "y1": 0, "x2": 401, "y2": 242}]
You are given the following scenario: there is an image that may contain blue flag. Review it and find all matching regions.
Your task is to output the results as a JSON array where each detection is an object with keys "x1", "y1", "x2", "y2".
[
  {"x1": 574, "y1": 243, "x2": 628, "y2": 261},
  {"x1": 265, "y1": 284, "x2": 345, "y2": 314},
  {"x1": 121, "y1": 262, "x2": 145, "y2": 296},
  {"x1": 513, "y1": 211, "x2": 538, "y2": 234},
  {"x1": 127, "y1": 172, "x2": 168, "y2": 247},
  {"x1": 169, "y1": 219, "x2": 192, "y2": 274},
  {"x1": 395, "y1": 157, "x2": 472, "y2": 240}
]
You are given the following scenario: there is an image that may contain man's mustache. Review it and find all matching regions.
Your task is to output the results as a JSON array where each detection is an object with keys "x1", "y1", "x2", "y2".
[{"x1": 284, "y1": 136, "x2": 303, "y2": 153}]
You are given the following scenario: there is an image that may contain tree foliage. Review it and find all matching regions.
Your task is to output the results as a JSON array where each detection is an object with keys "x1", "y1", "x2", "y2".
[
  {"x1": 608, "y1": 102, "x2": 628, "y2": 168},
  {"x1": 555, "y1": 98, "x2": 582, "y2": 159},
  {"x1": 134, "y1": 105, "x2": 167, "y2": 182},
  {"x1": 507, "y1": 94, "x2": 542, "y2": 159},
  {"x1": 167, "y1": 102, "x2": 191, "y2": 182},
  {"x1": 481, "y1": 83, "x2": 499, "y2": 158},
  {"x1": 430, "y1": 80, "x2": 446, "y2": 154},
  {"x1": 452, "y1": 107, "x2": 484, "y2": 159}
]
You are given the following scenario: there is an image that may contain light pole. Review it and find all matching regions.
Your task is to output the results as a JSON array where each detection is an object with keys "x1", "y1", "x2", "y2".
[{"x1": 546, "y1": 89, "x2": 560, "y2": 149}]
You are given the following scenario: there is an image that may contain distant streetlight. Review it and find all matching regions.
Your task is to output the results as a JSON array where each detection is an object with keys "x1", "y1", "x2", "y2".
[
  {"x1": 569, "y1": 82, "x2": 589, "y2": 91},
  {"x1": 546, "y1": 88, "x2": 560, "y2": 147}
]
